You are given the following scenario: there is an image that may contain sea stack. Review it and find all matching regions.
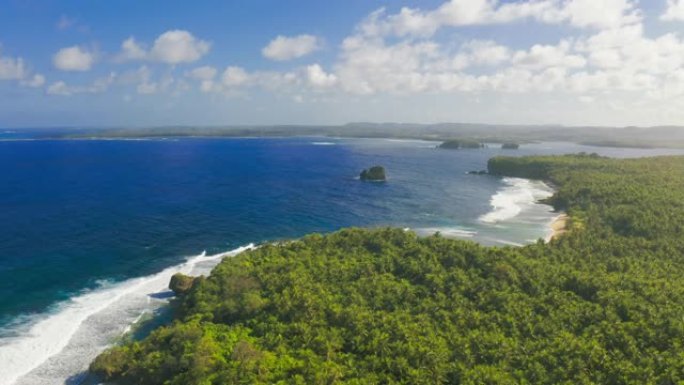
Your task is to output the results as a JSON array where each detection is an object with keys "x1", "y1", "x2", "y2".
[{"x1": 360, "y1": 166, "x2": 387, "y2": 182}]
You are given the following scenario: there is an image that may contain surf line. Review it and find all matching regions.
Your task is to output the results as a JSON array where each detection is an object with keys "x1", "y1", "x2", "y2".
[{"x1": 0, "y1": 244, "x2": 253, "y2": 385}]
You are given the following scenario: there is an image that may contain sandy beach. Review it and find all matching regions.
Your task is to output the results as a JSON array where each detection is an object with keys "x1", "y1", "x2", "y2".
[{"x1": 547, "y1": 213, "x2": 569, "y2": 242}]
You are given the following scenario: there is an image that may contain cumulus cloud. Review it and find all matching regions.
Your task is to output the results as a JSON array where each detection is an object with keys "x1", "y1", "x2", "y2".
[
  {"x1": 0, "y1": 48, "x2": 45, "y2": 88},
  {"x1": 186, "y1": 66, "x2": 217, "y2": 80},
  {"x1": 183, "y1": 66, "x2": 217, "y2": 92},
  {"x1": 0, "y1": 54, "x2": 27, "y2": 80},
  {"x1": 53, "y1": 46, "x2": 94, "y2": 71},
  {"x1": 252, "y1": 0, "x2": 672, "y2": 102},
  {"x1": 222, "y1": 66, "x2": 250, "y2": 87},
  {"x1": 262, "y1": 34, "x2": 321, "y2": 61},
  {"x1": 359, "y1": 0, "x2": 640, "y2": 38},
  {"x1": 662, "y1": 0, "x2": 684, "y2": 21},
  {"x1": 306, "y1": 64, "x2": 337, "y2": 88},
  {"x1": 46, "y1": 81, "x2": 71, "y2": 95},
  {"x1": 150, "y1": 30, "x2": 211, "y2": 64},
  {"x1": 29, "y1": 0, "x2": 684, "y2": 111},
  {"x1": 512, "y1": 41, "x2": 586, "y2": 70},
  {"x1": 117, "y1": 65, "x2": 175, "y2": 95},
  {"x1": 21, "y1": 74, "x2": 46, "y2": 88},
  {"x1": 116, "y1": 37, "x2": 147, "y2": 61},
  {"x1": 47, "y1": 73, "x2": 116, "y2": 96},
  {"x1": 115, "y1": 30, "x2": 210, "y2": 64}
]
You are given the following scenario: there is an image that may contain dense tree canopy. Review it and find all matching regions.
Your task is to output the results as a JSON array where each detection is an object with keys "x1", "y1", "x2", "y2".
[{"x1": 92, "y1": 155, "x2": 684, "y2": 384}]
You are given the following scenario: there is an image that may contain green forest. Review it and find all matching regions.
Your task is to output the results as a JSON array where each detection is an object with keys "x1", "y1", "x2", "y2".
[{"x1": 91, "y1": 154, "x2": 684, "y2": 384}]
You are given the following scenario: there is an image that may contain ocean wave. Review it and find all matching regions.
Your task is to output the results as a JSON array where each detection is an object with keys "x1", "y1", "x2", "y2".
[
  {"x1": 311, "y1": 141, "x2": 336, "y2": 146},
  {"x1": 0, "y1": 244, "x2": 253, "y2": 385},
  {"x1": 479, "y1": 177, "x2": 554, "y2": 224}
]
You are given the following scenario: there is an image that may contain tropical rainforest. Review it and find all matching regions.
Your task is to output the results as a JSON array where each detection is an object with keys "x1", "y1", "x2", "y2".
[{"x1": 91, "y1": 154, "x2": 684, "y2": 384}]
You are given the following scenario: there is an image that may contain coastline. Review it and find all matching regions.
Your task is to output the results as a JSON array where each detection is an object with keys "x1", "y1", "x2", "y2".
[
  {"x1": 0, "y1": 245, "x2": 253, "y2": 385},
  {"x1": 547, "y1": 213, "x2": 569, "y2": 242}
]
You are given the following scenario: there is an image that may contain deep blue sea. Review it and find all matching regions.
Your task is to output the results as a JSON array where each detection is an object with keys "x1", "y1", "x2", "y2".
[{"x1": 1, "y1": 134, "x2": 683, "y2": 384}]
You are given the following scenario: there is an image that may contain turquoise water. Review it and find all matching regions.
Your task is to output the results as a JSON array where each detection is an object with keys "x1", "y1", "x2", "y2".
[{"x1": 1, "y1": 136, "x2": 682, "y2": 384}]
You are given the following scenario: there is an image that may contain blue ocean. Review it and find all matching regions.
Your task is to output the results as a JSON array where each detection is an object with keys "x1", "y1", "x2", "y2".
[{"x1": 1, "y1": 135, "x2": 683, "y2": 384}]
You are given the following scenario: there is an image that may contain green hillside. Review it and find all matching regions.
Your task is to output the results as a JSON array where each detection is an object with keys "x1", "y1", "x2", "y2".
[{"x1": 92, "y1": 154, "x2": 684, "y2": 384}]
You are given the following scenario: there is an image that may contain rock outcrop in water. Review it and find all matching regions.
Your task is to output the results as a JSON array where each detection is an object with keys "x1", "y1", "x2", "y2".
[
  {"x1": 169, "y1": 273, "x2": 196, "y2": 296},
  {"x1": 438, "y1": 140, "x2": 484, "y2": 149},
  {"x1": 360, "y1": 166, "x2": 387, "y2": 181},
  {"x1": 501, "y1": 142, "x2": 520, "y2": 150}
]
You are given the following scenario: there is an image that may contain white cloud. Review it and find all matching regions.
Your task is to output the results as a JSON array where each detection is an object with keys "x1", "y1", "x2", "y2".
[
  {"x1": 186, "y1": 66, "x2": 217, "y2": 80},
  {"x1": 512, "y1": 41, "x2": 586, "y2": 70},
  {"x1": 46, "y1": 81, "x2": 71, "y2": 95},
  {"x1": 359, "y1": 0, "x2": 640, "y2": 38},
  {"x1": 47, "y1": 73, "x2": 116, "y2": 96},
  {"x1": 662, "y1": 0, "x2": 684, "y2": 21},
  {"x1": 26, "y1": 0, "x2": 684, "y2": 122},
  {"x1": 184, "y1": 66, "x2": 219, "y2": 92},
  {"x1": 117, "y1": 37, "x2": 147, "y2": 61},
  {"x1": 118, "y1": 65, "x2": 152, "y2": 85},
  {"x1": 262, "y1": 34, "x2": 321, "y2": 61},
  {"x1": 559, "y1": 0, "x2": 640, "y2": 29},
  {"x1": 21, "y1": 74, "x2": 46, "y2": 88},
  {"x1": 53, "y1": 46, "x2": 94, "y2": 71},
  {"x1": 222, "y1": 66, "x2": 250, "y2": 87},
  {"x1": 115, "y1": 31, "x2": 210, "y2": 65},
  {"x1": 0, "y1": 48, "x2": 44, "y2": 88},
  {"x1": 439, "y1": 40, "x2": 511, "y2": 71},
  {"x1": 75, "y1": 1, "x2": 681, "y2": 105},
  {"x1": 461, "y1": 40, "x2": 510, "y2": 66},
  {"x1": 306, "y1": 64, "x2": 337, "y2": 88},
  {"x1": 117, "y1": 66, "x2": 174, "y2": 95},
  {"x1": 0, "y1": 55, "x2": 26, "y2": 80},
  {"x1": 150, "y1": 30, "x2": 210, "y2": 64},
  {"x1": 141, "y1": 74, "x2": 174, "y2": 95},
  {"x1": 199, "y1": 80, "x2": 216, "y2": 93}
]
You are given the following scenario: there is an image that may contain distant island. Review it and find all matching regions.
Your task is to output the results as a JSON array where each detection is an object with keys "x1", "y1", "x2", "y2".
[
  {"x1": 26, "y1": 122, "x2": 684, "y2": 149},
  {"x1": 360, "y1": 166, "x2": 387, "y2": 181},
  {"x1": 438, "y1": 139, "x2": 484, "y2": 149},
  {"x1": 501, "y1": 142, "x2": 520, "y2": 149}
]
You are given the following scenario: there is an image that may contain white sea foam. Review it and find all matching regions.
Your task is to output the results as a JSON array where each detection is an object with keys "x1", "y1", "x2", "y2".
[
  {"x1": 479, "y1": 177, "x2": 554, "y2": 224},
  {"x1": 0, "y1": 244, "x2": 253, "y2": 385},
  {"x1": 311, "y1": 141, "x2": 336, "y2": 146}
]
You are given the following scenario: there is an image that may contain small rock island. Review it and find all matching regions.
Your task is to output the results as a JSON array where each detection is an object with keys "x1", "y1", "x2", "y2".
[
  {"x1": 501, "y1": 142, "x2": 520, "y2": 150},
  {"x1": 360, "y1": 166, "x2": 387, "y2": 182},
  {"x1": 438, "y1": 139, "x2": 484, "y2": 149}
]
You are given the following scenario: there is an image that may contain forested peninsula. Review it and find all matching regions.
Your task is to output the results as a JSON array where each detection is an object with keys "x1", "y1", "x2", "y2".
[{"x1": 92, "y1": 154, "x2": 684, "y2": 384}]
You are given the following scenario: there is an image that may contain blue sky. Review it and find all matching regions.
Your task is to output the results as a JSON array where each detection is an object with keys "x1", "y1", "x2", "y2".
[{"x1": 1, "y1": 0, "x2": 684, "y2": 127}]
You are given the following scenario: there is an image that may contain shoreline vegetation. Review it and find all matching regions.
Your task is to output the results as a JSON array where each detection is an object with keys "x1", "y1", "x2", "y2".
[
  {"x1": 14, "y1": 122, "x2": 684, "y2": 149},
  {"x1": 91, "y1": 154, "x2": 684, "y2": 384}
]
